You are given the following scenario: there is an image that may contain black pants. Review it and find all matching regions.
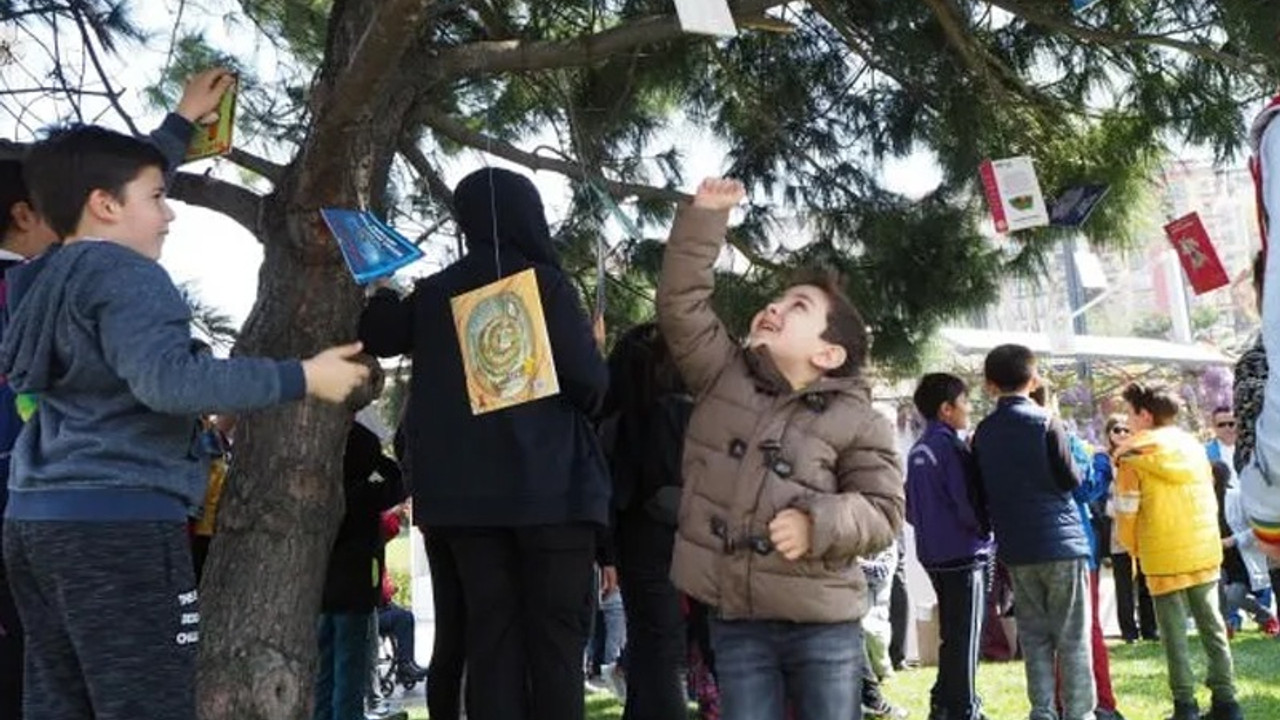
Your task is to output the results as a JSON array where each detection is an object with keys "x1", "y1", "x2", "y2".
[
  {"x1": 926, "y1": 561, "x2": 987, "y2": 720},
  {"x1": 0, "y1": 530, "x2": 22, "y2": 720},
  {"x1": 441, "y1": 524, "x2": 596, "y2": 720},
  {"x1": 1111, "y1": 552, "x2": 1157, "y2": 640},
  {"x1": 617, "y1": 506, "x2": 686, "y2": 720},
  {"x1": 4, "y1": 520, "x2": 198, "y2": 720},
  {"x1": 423, "y1": 529, "x2": 466, "y2": 720},
  {"x1": 888, "y1": 537, "x2": 909, "y2": 668}
]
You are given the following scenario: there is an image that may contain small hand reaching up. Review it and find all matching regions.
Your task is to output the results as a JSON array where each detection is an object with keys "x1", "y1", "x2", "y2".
[
  {"x1": 691, "y1": 178, "x2": 745, "y2": 211},
  {"x1": 176, "y1": 68, "x2": 236, "y2": 125},
  {"x1": 303, "y1": 342, "x2": 371, "y2": 403}
]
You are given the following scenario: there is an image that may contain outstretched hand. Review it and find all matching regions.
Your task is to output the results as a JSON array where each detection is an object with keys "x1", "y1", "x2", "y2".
[
  {"x1": 691, "y1": 178, "x2": 745, "y2": 211},
  {"x1": 176, "y1": 68, "x2": 236, "y2": 125},
  {"x1": 302, "y1": 342, "x2": 370, "y2": 404}
]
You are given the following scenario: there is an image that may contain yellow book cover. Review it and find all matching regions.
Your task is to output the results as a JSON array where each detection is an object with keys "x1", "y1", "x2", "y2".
[
  {"x1": 185, "y1": 84, "x2": 237, "y2": 162},
  {"x1": 450, "y1": 268, "x2": 560, "y2": 415}
]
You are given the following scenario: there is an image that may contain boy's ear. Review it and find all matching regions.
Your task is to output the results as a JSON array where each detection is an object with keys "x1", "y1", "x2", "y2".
[
  {"x1": 811, "y1": 342, "x2": 847, "y2": 372},
  {"x1": 84, "y1": 188, "x2": 121, "y2": 225},
  {"x1": 10, "y1": 201, "x2": 40, "y2": 232}
]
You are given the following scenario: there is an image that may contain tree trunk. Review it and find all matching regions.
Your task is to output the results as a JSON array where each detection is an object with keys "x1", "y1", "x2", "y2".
[{"x1": 195, "y1": 2, "x2": 426, "y2": 716}]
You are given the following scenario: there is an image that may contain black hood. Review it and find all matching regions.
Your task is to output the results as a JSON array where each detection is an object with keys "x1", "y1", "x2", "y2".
[{"x1": 454, "y1": 168, "x2": 561, "y2": 270}]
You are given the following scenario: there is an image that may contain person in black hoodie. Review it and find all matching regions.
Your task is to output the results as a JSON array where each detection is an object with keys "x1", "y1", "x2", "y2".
[
  {"x1": 314, "y1": 396, "x2": 408, "y2": 720},
  {"x1": 600, "y1": 322, "x2": 691, "y2": 719},
  {"x1": 359, "y1": 167, "x2": 610, "y2": 720}
]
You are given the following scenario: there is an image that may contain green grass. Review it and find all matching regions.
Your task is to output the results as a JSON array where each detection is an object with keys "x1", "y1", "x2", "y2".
[
  {"x1": 882, "y1": 633, "x2": 1280, "y2": 719},
  {"x1": 404, "y1": 631, "x2": 1280, "y2": 718}
]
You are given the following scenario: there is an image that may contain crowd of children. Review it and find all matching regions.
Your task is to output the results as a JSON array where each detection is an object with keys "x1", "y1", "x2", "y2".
[{"x1": 3, "y1": 62, "x2": 1280, "y2": 720}]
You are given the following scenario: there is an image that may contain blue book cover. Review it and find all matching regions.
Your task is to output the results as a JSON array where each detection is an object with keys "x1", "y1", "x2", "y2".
[
  {"x1": 320, "y1": 208, "x2": 425, "y2": 285},
  {"x1": 1049, "y1": 184, "x2": 1111, "y2": 228},
  {"x1": 1072, "y1": 0, "x2": 1103, "y2": 10}
]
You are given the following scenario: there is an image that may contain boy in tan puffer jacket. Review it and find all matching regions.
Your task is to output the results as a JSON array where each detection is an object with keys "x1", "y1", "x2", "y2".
[{"x1": 657, "y1": 178, "x2": 904, "y2": 720}]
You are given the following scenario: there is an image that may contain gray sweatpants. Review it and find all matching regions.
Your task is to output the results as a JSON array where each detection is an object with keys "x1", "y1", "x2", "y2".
[
  {"x1": 3, "y1": 519, "x2": 199, "y2": 720},
  {"x1": 1009, "y1": 558, "x2": 1096, "y2": 720}
]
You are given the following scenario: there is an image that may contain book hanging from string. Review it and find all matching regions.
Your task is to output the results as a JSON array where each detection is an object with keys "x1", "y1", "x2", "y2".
[
  {"x1": 674, "y1": 0, "x2": 738, "y2": 37},
  {"x1": 979, "y1": 156, "x2": 1050, "y2": 233},
  {"x1": 450, "y1": 269, "x2": 560, "y2": 415},
  {"x1": 320, "y1": 208, "x2": 425, "y2": 285},
  {"x1": 1164, "y1": 212, "x2": 1229, "y2": 295},
  {"x1": 1049, "y1": 184, "x2": 1111, "y2": 228},
  {"x1": 185, "y1": 82, "x2": 238, "y2": 162}
]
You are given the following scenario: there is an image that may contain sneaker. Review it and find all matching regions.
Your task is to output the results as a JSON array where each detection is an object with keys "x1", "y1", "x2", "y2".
[
  {"x1": 598, "y1": 663, "x2": 627, "y2": 699},
  {"x1": 863, "y1": 698, "x2": 909, "y2": 719},
  {"x1": 1263, "y1": 618, "x2": 1280, "y2": 637},
  {"x1": 1165, "y1": 701, "x2": 1200, "y2": 720},
  {"x1": 1209, "y1": 699, "x2": 1244, "y2": 720}
]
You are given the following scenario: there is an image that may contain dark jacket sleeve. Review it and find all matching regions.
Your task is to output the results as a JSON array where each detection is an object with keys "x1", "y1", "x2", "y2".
[
  {"x1": 540, "y1": 269, "x2": 608, "y2": 417},
  {"x1": 88, "y1": 254, "x2": 305, "y2": 414},
  {"x1": 1045, "y1": 419, "x2": 1083, "y2": 492},
  {"x1": 941, "y1": 439, "x2": 987, "y2": 536},
  {"x1": 359, "y1": 287, "x2": 414, "y2": 358},
  {"x1": 149, "y1": 113, "x2": 195, "y2": 177}
]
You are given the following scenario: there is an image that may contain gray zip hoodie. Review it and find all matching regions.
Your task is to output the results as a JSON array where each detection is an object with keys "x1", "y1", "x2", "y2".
[{"x1": 0, "y1": 241, "x2": 306, "y2": 521}]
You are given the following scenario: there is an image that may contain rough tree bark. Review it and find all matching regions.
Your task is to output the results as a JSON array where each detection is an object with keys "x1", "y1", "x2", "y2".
[{"x1": 195, "y1": 1, "x2": 435, "y2": 719}]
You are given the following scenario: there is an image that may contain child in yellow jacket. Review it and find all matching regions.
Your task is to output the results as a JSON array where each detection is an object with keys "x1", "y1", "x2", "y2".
[{"x1": 1114, "y1": 382, "x2": 1241, "y2": 720}]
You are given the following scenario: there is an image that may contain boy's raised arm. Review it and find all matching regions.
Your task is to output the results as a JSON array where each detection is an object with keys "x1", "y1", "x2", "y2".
[
  {"x1": 656, "y1": 178, "x2": 743, "y2": 396},
  {"x1": 798, "y1": 412, "x2": 904, "y2": 561}
]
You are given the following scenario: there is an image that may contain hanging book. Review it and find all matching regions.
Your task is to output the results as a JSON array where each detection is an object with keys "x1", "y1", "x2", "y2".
[
  {"x1": 674, "y1": 0, "x2": 738, "y2": 38},
  {"x1": 320, "y1": 208, "x2": 425, "y2": 285},
  {"x1": 1049, "y1": 184, "x2": 1111, "y2": 228},
  {"x1": 1072, "y1": 0, "x2": 1103, "y2": 11},
  {"x1": 185, "y1": 83, "x2": 238, "y2": 162},
  {"x1": 1164, "y1": 212, "x2": 1229, "y2": 295},
  {"x1": 979, "y1": 156, "x2": 1050, "y2": 233},
  {"x1": 450, "y1": 269, "x2": 560, "y2": 415}
]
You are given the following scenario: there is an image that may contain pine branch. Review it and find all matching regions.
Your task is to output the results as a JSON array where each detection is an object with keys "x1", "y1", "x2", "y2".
[
  {"x1": 168, "y1": 171, "x2": 264, "y2": 237},
  {"x1": 398, "y1": 137, "x2": 458, "y2": 224},
  {"x1": 433, "y1": 0, "x2": 790, "y2": 78},
  {"x1": 986, "y1": 0, "x2": 1270, "y2": 81},
  {"x1": 68, "y1": 2, "x2": 141, "y2": 135},
  {"x1": 420, "y1": 107, "x2": 685, "y2": 203},
  {"x1": 419, "y1": 108, "x2": 779, "y2": 270},
  {"x1": 226, "y1": 147, "x2": 285, "y2": 184}
]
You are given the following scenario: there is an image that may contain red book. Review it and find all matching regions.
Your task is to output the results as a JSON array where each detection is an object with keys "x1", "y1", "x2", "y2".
[{"x1": 1164, "y1": 212, "x2": 1229, "y2": 295}]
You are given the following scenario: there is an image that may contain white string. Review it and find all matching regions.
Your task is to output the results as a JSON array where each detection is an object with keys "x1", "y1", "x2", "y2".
[{"x1": 483, "y1": 106, "x2": 502, "y2": 280}]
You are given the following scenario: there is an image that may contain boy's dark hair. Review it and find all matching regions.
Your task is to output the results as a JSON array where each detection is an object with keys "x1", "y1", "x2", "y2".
[
  {"x1": 913, "y1": 373, "x2": 967, "y2": 421},
  {"x1": 984, "y1": 344, "x2": 1037, "y2": 393},
  {"x1": 23, "y1": 125, "x2": 168, "y2": 239},
  {"x1": 787, "y1": 266, "x2": 868, "y2": 377},
  {"x1": 0, "y1": 158, "x2": 28, "y2": 239},
  {"x1": 1211, "y1": 405, "x2": 1233, "y2": 418},
  {"x1": 1121, "y1": 382, "x2": 1180, "y2": 426}
]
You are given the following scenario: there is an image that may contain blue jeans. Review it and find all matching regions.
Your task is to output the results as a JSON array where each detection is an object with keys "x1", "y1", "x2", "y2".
[
  {"x1": 710, "y1": 618, "x2": 863, "y2": 720},
  {"x1": 314, "y1": 612, "x2": 371, "y2": 720}
]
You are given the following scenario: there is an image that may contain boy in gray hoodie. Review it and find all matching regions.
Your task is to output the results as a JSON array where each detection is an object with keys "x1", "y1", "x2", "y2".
[{"x1": 0, "y1": 124, "x2": 370, "y2": 720}]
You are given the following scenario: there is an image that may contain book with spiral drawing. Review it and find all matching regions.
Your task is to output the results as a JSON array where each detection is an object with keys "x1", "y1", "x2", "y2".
[{"x1": 450, "y1": 269, "x2": 559, "y2": 415}]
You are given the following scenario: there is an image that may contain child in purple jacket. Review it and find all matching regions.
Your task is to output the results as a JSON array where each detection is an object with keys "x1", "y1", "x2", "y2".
[{"x1": 906, "y1": 373, "x2": 994, "y2": 720}]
